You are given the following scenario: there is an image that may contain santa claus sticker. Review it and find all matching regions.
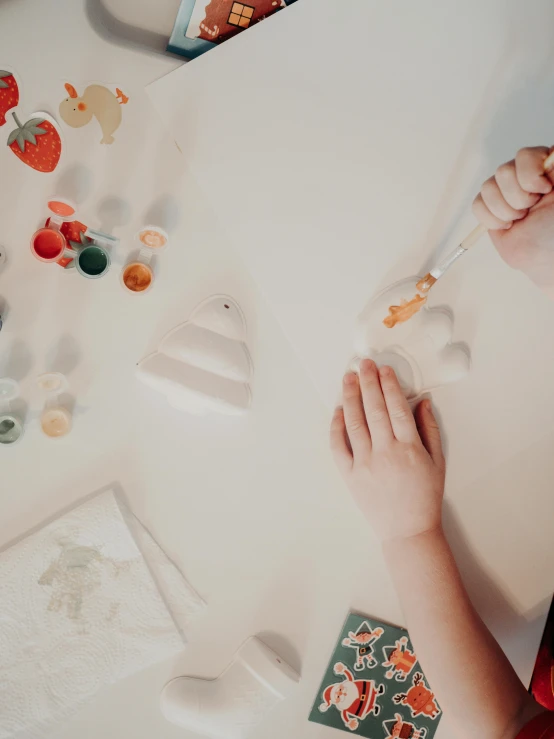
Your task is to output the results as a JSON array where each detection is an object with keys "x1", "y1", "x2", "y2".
[
  {"x1": 308, "y1": 612, "x2": 442, "y2": 738},
  {"x1": 318, "y1": 662, "x2": 385, "y2": 732}
]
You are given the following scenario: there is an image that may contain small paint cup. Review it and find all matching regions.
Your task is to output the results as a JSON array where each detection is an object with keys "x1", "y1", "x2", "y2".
[
  {"x1": 122, "y1": 261, "x2": 154, "y2": 294},
  {"x1": 41, "y1": 407, "x2": 71, "y2": 438},
  {"x1": 0, "y1": 414, "x2": 23, "y2": 445},
  {"x1": 31, "y1": 228, "x2": 66, "y2": 263},
  {"x1": 75, "y1": 245, "x2": 110, "y2": 279}
]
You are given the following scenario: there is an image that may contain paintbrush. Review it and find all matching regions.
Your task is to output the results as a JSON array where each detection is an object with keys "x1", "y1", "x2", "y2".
[{"x1": 383, "y1": 150, "x2": 554, "y2": 329}]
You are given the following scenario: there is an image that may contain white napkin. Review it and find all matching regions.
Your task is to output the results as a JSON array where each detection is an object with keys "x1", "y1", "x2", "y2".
[{"x1": 0, "y1": 488, "x2": 205, "y2": 739}]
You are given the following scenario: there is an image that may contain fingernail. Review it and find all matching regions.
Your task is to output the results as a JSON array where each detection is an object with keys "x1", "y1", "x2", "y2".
[
  {"x1": 425, "y1": 399, "x2": 434, "y2": 412},
  {"x1": 344, "y1": 372, "x2": 357, "y2": 385},
  {"x1": 360, "y1": 358, "x2": 375, "y2": 373},
  {"x1": 503, "y1": 221, "x2": 513, "y2": 230},
  {"x1": 379, "y1": 366, "x2": 391, "y2": 378}
]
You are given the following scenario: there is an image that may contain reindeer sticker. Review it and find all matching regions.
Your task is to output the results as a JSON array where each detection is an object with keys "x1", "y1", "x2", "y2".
[
  {"x1": 393, "y1": 673, "x2": 440, "y2": 719},
  {"x1": 382, "y1": 636, "x2": 418, "y2": 681},
  {"x1": 342, "y1": 619, "x2": 384, "y2": 671}
]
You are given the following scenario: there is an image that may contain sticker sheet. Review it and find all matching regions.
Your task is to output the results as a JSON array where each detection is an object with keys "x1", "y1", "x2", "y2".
[{"x1": 309, "y1": 612, "x2": 441, "y2": 737}]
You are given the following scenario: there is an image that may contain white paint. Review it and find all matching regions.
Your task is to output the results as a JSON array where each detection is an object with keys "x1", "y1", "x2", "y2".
[
  {"x1": 137, "y1": 296, "x2": 253, "y2": 414},
  {"x1": 160, "y1": 637, "x2": 299, "y2": 738}
]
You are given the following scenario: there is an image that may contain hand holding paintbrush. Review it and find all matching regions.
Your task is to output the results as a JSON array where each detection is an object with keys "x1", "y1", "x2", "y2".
[{"x1": 383, "y1": 146, "x2": 554, "y2": 328}]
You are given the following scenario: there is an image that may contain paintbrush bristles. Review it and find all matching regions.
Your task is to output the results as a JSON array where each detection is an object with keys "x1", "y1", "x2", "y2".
[{"x1": 416, "y1": 273, "x2": 437, "y2": 293}]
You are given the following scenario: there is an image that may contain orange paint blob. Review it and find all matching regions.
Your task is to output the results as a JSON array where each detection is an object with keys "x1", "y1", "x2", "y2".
[
  {"x1": 47, "y1": 200, "x2": 75, "y2": 218},
  {"x1": 415, "y1": 273, "x2": 437, "y2": 293},
  {"x1": 383, "y1": 294, "x2": 427, "y2": 328},
  {"x1": 123, "y1": 262, "x2": 153, "y2": 292},
  {"x1": 139, "y1": 229, "x2": 167, "y2": 249}
]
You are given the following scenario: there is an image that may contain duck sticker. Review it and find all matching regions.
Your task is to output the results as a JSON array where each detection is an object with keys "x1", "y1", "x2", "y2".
[{"x1": 59, "y1": 83, "x2": 129, "y2": 145}]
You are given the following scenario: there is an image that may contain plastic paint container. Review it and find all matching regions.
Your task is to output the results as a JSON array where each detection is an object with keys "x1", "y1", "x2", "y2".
[
  {"x1": 0, "y1": 377, "x2": 23, "y2": 446},
  {"x1": 121, "y1": 225, "x2": 169, "y2": 294},
  {"x1": 76, "y1": 245, "x2": 111, "y2": 279},
  {"x1": 31, "y1": 228, "x2": 67, "y2": 262},
  {"x1": 122, "y1": 262, "x2": 154, "y2": 293}
]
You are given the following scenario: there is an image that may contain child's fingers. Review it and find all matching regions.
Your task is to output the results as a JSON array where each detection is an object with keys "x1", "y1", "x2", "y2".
[
  {"x1": 378, "y1": 366, "x2": 418, "y2": 443},
  {"x1": 472, "y1": 193, "x2": 512, "y2": 230},
  {"x1": 342, "y1": 372, "x2": 371, "y2": 457},
  {"x1": 330, "y1": 406, "x2": 353, "y2": 472},
  {"x1": 480, "y1": 176, "x2": 528, "y2": 223},
  {"x1": 415, "y1": 399, "x2": 445, "y2": 469},
  {"x1": 494, "y1": 161, "x2": 540, "y2": 211},
  {"x1": 359, "y1": 359, "x2": 393, "y2": 447},
  {"x1": 514, "y1": 146, "x2": 553, "y2": 194}
]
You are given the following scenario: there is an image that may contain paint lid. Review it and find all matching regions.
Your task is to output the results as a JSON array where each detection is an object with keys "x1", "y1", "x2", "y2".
[
  {"x1": 37, "y1": 372, "x2": 68, "y2": 394},
  {"x1": 0, "y1": 377, "x2": 19, "y2": 403},
  {"x1": 47, "y1": 198, "x2": 76, "y2": 219},
  {"x1": 137, "y1": 226, "x2": 169, "y2": 251}
]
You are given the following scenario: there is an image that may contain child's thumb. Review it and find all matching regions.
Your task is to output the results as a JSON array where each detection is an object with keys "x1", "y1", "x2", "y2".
[{"x1": 415, "y1": 399, "x2": 444, "y2": 467}]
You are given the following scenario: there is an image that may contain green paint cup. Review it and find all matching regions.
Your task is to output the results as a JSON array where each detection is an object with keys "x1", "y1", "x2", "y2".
[{"x1": 75, "y1": 245, "x2": 110, "y2": 279}]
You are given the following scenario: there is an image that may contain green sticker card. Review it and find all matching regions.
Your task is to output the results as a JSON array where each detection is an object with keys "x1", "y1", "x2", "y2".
[{"x1": 308, "y1": 612, "x2": 441, "y2": 737}]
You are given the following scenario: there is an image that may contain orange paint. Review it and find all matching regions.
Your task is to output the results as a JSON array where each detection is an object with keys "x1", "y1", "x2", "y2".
[
  {"x1": 139, "y1": 229, "x2": 167, "y2": 249},
  {"x1": 123, "y1": 262, "x2": 153, "y2": 292},
  {"x1": 383, "y1": 294, "x2": 427, "y2": 328},
  {"x1": 415, "y1": 273, "x2": 437, "y2": 293},
  {"x1": 47, "y1": 200, "x2": 75, "y2": 218}
]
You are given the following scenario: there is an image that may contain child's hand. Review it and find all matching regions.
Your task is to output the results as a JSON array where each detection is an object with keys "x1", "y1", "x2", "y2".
[
  {"x1": 472, "y1": 146, "x2": 554, "y2": 297},
  {"x1": 330, "y1": 359, "x2": 445, "y2": 543}
]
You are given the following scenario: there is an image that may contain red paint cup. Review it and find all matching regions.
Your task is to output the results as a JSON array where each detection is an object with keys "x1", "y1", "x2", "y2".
[{"x1": 31, "y1": 228, "x2": 67, "y2": 263}]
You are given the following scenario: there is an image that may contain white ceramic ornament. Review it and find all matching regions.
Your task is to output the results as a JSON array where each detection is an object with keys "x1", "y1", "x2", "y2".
[
  {"x1": 137, "y1": 295, "x2": 253, "y2": 415},
  {"x1": 160, "y1": 637, "x2": 300, "y2": 739},
  {"x1": 353, "y1": 279, "x2": 470, "y2": 401}
]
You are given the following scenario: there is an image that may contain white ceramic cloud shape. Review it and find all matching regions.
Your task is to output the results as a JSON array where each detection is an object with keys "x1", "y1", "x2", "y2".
[
  {"x1": 352, "y1": 278, "x2": 470, "y2": 401},
  {"x1": 137, "y1": 295, "x2": 253, "y2": 415}
]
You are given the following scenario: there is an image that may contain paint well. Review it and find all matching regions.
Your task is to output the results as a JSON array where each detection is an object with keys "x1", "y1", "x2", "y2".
[
  {"x1": 77, "y1": 246, "x2": 109, "y2": 277},
  {"x1": 122, "y1": 262, "x2": 153, "y2": 292},
  {"x1": 41, "y1": 408, "x2": 71, "y2": 438},
  {"x1": 0, "y1": 414, "x2": 22, "y2": 445},
  {"x1": 31, "y1": 229, "x2": 65, "y2": 261},
  {"x1": 139, "y1": 228, "x2": 168, "y2": 249}
]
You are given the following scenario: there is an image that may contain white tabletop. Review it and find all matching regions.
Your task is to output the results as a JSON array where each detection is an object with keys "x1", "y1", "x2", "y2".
[{"x1": 1, "y1": 2, "x2": 553, "y2": 739}]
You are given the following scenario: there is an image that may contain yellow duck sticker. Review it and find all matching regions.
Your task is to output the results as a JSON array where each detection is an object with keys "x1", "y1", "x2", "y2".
[{"x1": 59, "y1": 83, "x2": 129, "y2": 144}]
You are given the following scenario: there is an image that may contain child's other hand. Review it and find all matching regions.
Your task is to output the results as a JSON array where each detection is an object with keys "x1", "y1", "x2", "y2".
[
  {"x1": 473, "y1": 146, "x2": 554, "y2": 297},
  {"x1": 330, "y1": 359, "x2": 445, "y2": 543}
]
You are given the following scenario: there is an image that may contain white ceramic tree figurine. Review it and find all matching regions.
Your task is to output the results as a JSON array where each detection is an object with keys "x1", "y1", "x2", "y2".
[{"x1": 137, "y1": 295, "x2": 253, "y2": 415}]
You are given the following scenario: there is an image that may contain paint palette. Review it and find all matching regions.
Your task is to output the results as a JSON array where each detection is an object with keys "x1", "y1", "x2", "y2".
[{"x1": 32, "y1": 198, "x2": 118, "y2": 277}]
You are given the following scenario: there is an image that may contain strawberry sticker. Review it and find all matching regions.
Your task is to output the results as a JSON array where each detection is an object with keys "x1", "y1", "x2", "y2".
[
  {"x1": 7, "y1": 112, "x2": 61, "y2": 173},
  {"x1": 0, "y1": 71, "x2": 19, "y2": 126}
]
